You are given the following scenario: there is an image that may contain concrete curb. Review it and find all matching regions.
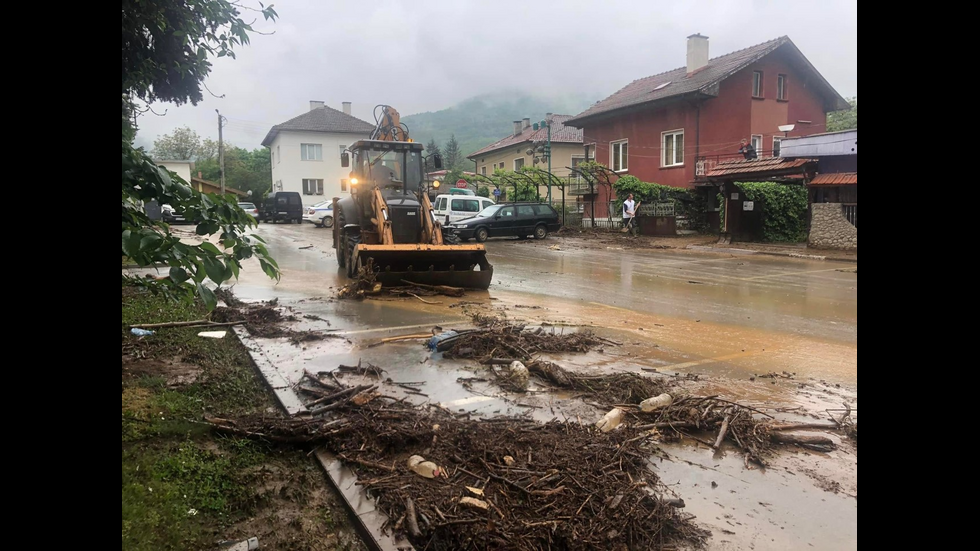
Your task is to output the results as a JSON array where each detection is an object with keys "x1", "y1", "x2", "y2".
[{"x1": 232, "y1": 317, "x2": 412, "y2": 551}]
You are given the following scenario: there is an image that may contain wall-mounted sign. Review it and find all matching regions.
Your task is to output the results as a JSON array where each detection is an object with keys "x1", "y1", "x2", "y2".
[
  {"x1": 731, "y1": 192, "x2": 739, "y2": 200},
  {"x1": 743, "y1": 201, "x2": 754, "y2": 211}
]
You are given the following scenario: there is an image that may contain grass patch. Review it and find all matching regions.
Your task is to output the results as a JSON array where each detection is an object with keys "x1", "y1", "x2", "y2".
[{"x1": 122, "y1": 283, "x2": 363, "y2": 550}]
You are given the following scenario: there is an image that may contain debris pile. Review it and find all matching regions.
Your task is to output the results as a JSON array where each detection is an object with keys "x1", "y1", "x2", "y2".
[
  {"x1": 436, "y1": 325, "x2": 611, "y2": 362},
  {"x1": 211, "y1": 297, "x2": 334, "y2": 346},
  {"x1": 526, "y1": 361, "x2": 667, "y2": 405},
  {"x1": 337, "y1": 259, "x2": 381, "y2": 299},
  {"x1": 211, "y1": 400, "x2": 709, "y2": 551}
]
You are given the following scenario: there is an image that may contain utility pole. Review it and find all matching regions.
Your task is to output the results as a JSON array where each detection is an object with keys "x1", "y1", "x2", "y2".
[
  {"x1": 216, "y1": 109, "x2": 226, "y2": 194},
  {"x1": 543, "y1": 117, "x2": 552, "y2": 203}
]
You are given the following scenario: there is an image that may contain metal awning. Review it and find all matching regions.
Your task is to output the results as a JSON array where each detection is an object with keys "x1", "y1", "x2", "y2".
[{"x1": 702, "y1": 157, "x2": 816, "y2": 182}]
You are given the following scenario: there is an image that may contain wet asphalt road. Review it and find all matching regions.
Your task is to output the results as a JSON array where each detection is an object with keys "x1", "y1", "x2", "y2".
[
  {"x1": 175, "y1": 222, "x2": 858, "y2": 551},
  {"x1": 226, "y1": 222, "x2": 857, "y2": 386}
]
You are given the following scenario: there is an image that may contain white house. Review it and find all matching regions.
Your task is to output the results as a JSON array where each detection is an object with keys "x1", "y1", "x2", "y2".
[
  {"x1": 154, "y1": 160, "x2": 193, "y2": 183},
  {"x1": 261, "y1": 101, "x2": 374, "y2": 204}
]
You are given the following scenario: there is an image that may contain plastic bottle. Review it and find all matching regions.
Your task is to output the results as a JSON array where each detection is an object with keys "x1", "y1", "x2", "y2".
[
  {"x1": 407, "y1": 455, "x2": 442, "y2": 478},
  {"x1": 509, "y1": 361, "x2": 529, "y2": 390},
  {"x1": 595, "y1": 408, "x2": 624, "y2": 432},
  {"x1": 130, "y1": 328, "x2": 155, "y2": 337},
  {"x1": 640, "y1": 393, "x2": 673, "y2": 412}
]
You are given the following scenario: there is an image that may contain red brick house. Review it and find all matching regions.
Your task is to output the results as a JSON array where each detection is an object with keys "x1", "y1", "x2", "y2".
[{"x1": 564, "y1": 34, "x2": 850, "y2": 210}]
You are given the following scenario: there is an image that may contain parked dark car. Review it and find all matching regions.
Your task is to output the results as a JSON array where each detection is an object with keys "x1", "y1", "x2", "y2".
[
  {"x1": 445, "y1": 202, "x2": 561, "y2": 242},
  {"x1": 259, "y1": 192, "x2": 304, "y2": 224},
  {"x1": 160, "y1": 203, "x2": 187, "y2": 224}
]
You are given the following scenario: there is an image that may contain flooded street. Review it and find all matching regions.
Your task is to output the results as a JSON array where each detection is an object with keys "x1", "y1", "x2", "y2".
[{"x1": 201, "y1": 223, "x2": 857, "y2": 550}]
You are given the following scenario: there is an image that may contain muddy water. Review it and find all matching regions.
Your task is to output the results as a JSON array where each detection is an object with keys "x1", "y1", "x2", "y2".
[{"x1": 178, "y1": 224, "x2": 857, "y2": 551}]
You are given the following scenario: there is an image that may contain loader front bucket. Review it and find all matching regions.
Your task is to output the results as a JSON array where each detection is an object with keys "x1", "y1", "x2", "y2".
[{"x1": 352, "y1": 244, "x2": 493, "y2": 290}]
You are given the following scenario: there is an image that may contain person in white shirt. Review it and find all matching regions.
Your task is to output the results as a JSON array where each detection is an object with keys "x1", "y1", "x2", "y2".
[{"x1": 622, "y1": 194, "x2": 636, "y2": 236}]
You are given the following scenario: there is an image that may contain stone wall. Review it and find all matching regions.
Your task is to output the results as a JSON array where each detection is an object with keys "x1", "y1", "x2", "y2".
[{"x1": 809, "y1": 203, "x2": 857, "y2": 250}]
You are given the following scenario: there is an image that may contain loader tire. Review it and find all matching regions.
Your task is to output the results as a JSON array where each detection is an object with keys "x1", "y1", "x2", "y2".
[
  {"x1": 336, "y1": 209, "x2": 347, "y2": 268},
  {"x1": 346, "y1": 233, "x2": 361, "y2": 279}
]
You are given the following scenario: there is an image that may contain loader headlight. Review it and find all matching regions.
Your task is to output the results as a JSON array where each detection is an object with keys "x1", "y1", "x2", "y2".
[{"x1": 350, "y1": 178, "x2": 359, "y2": 185}]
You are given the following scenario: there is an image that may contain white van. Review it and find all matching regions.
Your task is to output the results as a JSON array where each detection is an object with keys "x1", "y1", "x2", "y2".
[{"x1": 434, "y1": 195, "x2": 496, "y2": 225}]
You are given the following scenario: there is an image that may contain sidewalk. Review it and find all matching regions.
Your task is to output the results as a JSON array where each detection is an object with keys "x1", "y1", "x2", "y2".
[
  {"x1": 550, "y1": 230, "x2": 857, "y2": 263},
  {"x1": 691, "y1": 241, "x2": 858, "y2": 263}
]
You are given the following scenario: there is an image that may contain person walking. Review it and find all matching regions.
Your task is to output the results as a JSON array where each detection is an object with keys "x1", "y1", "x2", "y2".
[{"x1": 622, "y1": 193, "x2": 637, "y2": 237}]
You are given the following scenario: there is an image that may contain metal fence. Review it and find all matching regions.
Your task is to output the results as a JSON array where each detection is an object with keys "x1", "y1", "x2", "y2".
[{"x1": 842, "y1": 204, "x2": 857, "y2": 228}]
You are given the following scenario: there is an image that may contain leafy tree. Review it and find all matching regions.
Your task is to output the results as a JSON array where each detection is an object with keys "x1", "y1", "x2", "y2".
[
  {"x1": 476, "y1": 186, "x2": 490, "y2": 198},
  {"x1": 151, "y1": 126, "x2": 202, "y2": 160},
  {"x1": 196, "y1": 146, "x2": 272, "y2": 199},
  {"x1": 826, "y1": 97, "x2": 857, "y2": 132},
  {"x1": 425, "y1": 138, "x2": 442, "y2": 173},
  {"x1": 443, "y1": 134, "x2": 462, "y2": 170},
  {"x1": 199, "y1": 138, "x2": 219, "y2": 162},
  {"x1": 122, "y1": 0, "x2": 279, "y2": 309}
]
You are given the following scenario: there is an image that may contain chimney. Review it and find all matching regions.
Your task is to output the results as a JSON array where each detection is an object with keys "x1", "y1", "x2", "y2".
[
  {"x1": 513, "y1": 120, "x2": 523, "y2": 136},
  {"x1": 522, "y1": 117, "x2": 530, "y2": 129},
  {"x1": 310, "y1": 100, "x2": 325, "y2": 111},
  {"x1": 687, "y1": 34, "x2": 709, "y2": 74},
  {"x1": 342, "y1": 101, "x2": 351, "y2": 115}
]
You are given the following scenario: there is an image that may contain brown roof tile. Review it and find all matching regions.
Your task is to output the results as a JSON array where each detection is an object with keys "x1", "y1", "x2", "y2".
[
  {"x1": 809, "y1": 172, "x2": 857, "y2": 185},
  {"x1": 566, "y1": 36, "x2": 848, "y2": 126},
  {"x1": 467, "y1": 115, "x2": 583, "y2": 159},
  {"x1": 706, "y1": 157, "x2": 812, "y2": 177}
]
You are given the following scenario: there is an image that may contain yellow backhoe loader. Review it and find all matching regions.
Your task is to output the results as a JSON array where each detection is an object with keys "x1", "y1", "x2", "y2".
[{"x1": 332, "y1": 105, "x2": 493, "y2": 289}]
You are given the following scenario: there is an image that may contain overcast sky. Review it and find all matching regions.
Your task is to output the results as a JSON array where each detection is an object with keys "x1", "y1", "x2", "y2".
[{"x1": 133, "y1": 0, "x2": 857, "y2": 151}]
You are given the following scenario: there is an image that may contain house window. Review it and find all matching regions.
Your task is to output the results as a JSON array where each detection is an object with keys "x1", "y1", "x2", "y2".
[
  {"x1": 481, "y1": 166, "x2": 487, "y2": 176},
  {"x1": 610, "y1": 140, "x2": 628, "y2": 172},
  {"x1": 276, "y1": 145, "x2": 280, "y2": 164},
  {"x1": 514, "y1": 157, "x2": 525, "y2": 170},
  {"x1": 752, "y1": 71, "x2": 763, "y2": 98},
  {"x1": 772, "y1": 137, "x2": 782, "y2": 158},
  {"x1": 661, "y1": 130, "x2": 684, "y2": 167},
  {"x1": 271, "y1": 149, "x2": 275, "y2": 164},
  {"x1": 302, "y1": 178, "x2": 324, "y2": 195},
  {"x1": 571, "y1": 156, "x2": 584, "y2": 182},
  {"x1": 777, "y1": 74, "x2": 787, "y2": 100},
  {"x1": 341, "y1": 179, "x2": 348, "y2": 192},
  {"x1": 301, "y1": 143, "x2": 323, "y2": 161},
  {"x1": 751, "y1": 135, "x2": 763, "y2": 156},
  {"x1": 498, "y1": 162, "x2": 505, "y2": 170}
]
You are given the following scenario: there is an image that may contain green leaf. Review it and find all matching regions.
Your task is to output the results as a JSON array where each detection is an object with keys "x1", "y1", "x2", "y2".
[
  {"x1": 199, "y1": 241, "x2": 222, "y2": 255},
  {"x1": 139, "y1": 233, "x2": 163, "y2": 253},
  {"x1": 169, "y1": 266, "x2": 190, "y2": 284},
  {"x1": 124, "y1": 230, "x2": 143, "y2": 259},
  {"x1": 197, "y1": 282, "x2": 217, "y2": 311},
  {"x1": 202, "y1": 256, "x2": 227, "y2": 284}
]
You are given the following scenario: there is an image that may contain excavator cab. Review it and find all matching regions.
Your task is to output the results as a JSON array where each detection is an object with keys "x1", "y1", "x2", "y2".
[{"x1": 335, "y1": 117, "x2": 493, "y2": 290}]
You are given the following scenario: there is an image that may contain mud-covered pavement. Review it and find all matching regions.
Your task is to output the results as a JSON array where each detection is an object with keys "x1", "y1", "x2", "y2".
[{"x1": 163, "y1": 223, "x2": 857, "y2": 550}]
